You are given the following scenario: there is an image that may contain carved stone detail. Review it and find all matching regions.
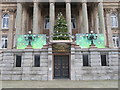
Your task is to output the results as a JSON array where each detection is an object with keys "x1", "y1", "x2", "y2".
[
  {"x1": 2, "y1": 8, "x2": 16, "y2": 14},
  {"x1": 111, "y1": 8, "x2": 119, "y2": 14},
  {"x1": 104, "y1": 8, "x2": 112, "y2": 14}
]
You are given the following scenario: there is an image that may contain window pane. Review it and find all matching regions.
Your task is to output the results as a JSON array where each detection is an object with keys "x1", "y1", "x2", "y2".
[
  {"x1": 116, "y1": 38, "x2": 119, "y2": 47},
  {"x1": 101, "y1": 55, "x2": 107, "y2": 66},
  {"x1": 16, "y1": 55, "x2": 22, "y2": 67},
  {"x1": 111, "y1": 14, "x2": 118, "y2": 27},
  {"x1": 112, "y1": 36, "x2": 120, "y2": 48},
  {"x1": 71, "y1": 19, "x2": 76, "y2": 29},
  {"x1": 5, "y1": 39, "x2": 7, "y2": 48},
  {"x1": 34, "y1": 55, "x2": 40, "y2": 67},
  {"x1": 44, "y1": 18, "x2": 49, "y2": 29},
  {"x1": 2, "y1": 14, "x2": 9, "y2": 28},
  {"x1": 1, "y1": 36, "x2": 7, "y2": 48},
  {"x1": 83, "y1": 54, "x2": 89, "y2": 66}
]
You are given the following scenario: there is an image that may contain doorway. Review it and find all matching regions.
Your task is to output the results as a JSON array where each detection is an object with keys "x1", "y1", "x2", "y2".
[{"x1": 54, "y1": 55, "x2": 69, "y2": 79}]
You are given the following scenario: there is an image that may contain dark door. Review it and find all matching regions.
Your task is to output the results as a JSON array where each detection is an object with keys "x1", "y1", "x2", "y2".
[{"x1": 54, "y1": 55, "x2": 69, "y2": 79}]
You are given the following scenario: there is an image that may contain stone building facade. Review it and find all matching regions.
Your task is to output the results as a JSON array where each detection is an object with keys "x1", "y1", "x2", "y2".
[{"x1": 0, "y1": 0, "x2": 119, "y2": 80}]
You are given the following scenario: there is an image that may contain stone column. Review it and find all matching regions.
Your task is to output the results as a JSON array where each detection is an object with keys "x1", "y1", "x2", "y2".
[
  {"x1": 49, "y1": 2, "x2": 55, "y2": 41},
  {"x1": 78, "y1": 4, "x2": 82, "y2": 33},
  {"x1": 66, "y1": 2, "x2": 72, "y2": 35},
  {"x1": 105, "y1": 8, "x2": 113, "y2": 48},
  {"x1": 8, "y1": 10, "x2": 15, "y2": 49},
  {"x1": 82, "y1": 2, "x2": 89, "y2": 33},
  {"x1": 22, "y1": 6, "x2": 27, "y2": 34},
  {"x1": 38, "y1": 4, "x2": 42, "y2": 34},
  {"x1": 16, "y1": 3, "x2": 22, "y2": 35},
  {"x1": 90, "y1": 7, "x2": 94, "y2": 31},
  {"x1": 33, "y1": 2, "x2": 39, "y2": 34},
  {"x1": 0, "y1": 4, "x2": 2, "y2": 48},
  {"x1": 15, "y1": 3, "x2": 22, "y2": 47},
  {"x1": 93, "y1": 4, "x2": 99, "y2": 33},
  {"x1": 98, "y1": 2, "x2": 106, "y2": 45}
]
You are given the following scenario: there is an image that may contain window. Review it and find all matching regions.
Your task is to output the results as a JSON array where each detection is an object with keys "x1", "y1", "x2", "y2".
[
  {"x1": 111, "y1": 13, "x2": 118, "y2": 28},
  {"x1": 112, "y1": 36, "x2": 120, "y2": 48},
  {"x1": 34, "y1": 55, "x2": 40, "y2": 67},
  {"x1": 44, "y1": 16, "x2": 49, "y2": 29},
  {"x1": 83, "y1": 54, "x2": 90, "y2": 66},
  {"x1": 1, "y1": 36, "x2": 8, "y2": 49},
  {"x1": 2, "y1": 14, "x2": 9, "y2": 29},
  {"x1": 101, "y1": 55, "x2": 108, "y2": 66},
  {"x1": 71, "y1": 16, "x2": 76, "y2": 29},
  {"x1": 16, "y1": 55, "x2": 22, "y2": 67}
]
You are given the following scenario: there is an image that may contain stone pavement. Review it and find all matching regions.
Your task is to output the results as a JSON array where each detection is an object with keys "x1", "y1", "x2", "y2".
[{"x1": 1, "y1": 80, "x2": 118, "y2": 88}]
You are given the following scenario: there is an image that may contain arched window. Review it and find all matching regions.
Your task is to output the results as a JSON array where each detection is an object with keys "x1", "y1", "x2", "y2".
[
  {"x1": 71, "y1": 16, "x2": 76, "y2": 29},
  {"x1": 111, "y1": 13, "x2": 118, "y2": 28},
  {"x1": 44, "y1": 16, "x2": 49, "y2": 29},
  {"x1": 2, "y1": 14, "x2": 9, "y2": 29}
]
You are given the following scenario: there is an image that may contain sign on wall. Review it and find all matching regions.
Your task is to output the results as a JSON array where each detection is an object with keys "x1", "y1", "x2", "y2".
[
  {"x1": 17, "y1": 34, "x2": 46, "y2": 49},
  {"x1": 76, "y1": 34, "x2": 105, "y2": 48}
]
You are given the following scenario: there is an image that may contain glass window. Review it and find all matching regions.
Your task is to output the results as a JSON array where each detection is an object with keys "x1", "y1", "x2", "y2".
[
  {"x1": 83, "y1": 54, "x2": 90, "y2": 66},
  {"x1": 2, "y1": 14, "x2": 9, "y2": 29},
  {"x1": 16, "y1": 55, "x2": 22, "y2": 67},
  {"x1": 44, "y1": 16, "x2": 49, "y2": 29},
  {"x1": 34, "y1": 55, "x2": 40, "y2": 67},
  {"x1": 111, "y1": 14, "x2": 118, "y2": 28},
  {"x1": 71, "y1": 16, "x2": 76, "y2": 29},
  {"x1": 1, "y1": 36, "x2": 8, "y2": 49},
  {"x1": 112, "y1": 36, "x2": 120, "y2": 48},
  {"x1": 101, "y1": 54, "x2": 109, "y2": 66}
]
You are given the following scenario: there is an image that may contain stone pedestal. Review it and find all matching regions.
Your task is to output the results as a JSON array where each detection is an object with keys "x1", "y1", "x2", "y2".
[
  {"x1": 90, "y1": 44, "x2": 97, "y2": 48},
  {"x1": 25, "y1": 45, "x2": 33, "y2": 49}
]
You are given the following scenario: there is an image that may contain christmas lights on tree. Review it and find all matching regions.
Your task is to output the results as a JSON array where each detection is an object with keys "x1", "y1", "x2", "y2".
[{"x1": 53, "y1": 12, "x2": 69, "y2": 40}]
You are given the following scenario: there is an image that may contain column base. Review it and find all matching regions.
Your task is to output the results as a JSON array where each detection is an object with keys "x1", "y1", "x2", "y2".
[
  {"x1": 90, "y1": 44, "x2": 97, "y2": 48},
  {"x1": 25, "y1": 45, "x2": 33, "y2": 49}
]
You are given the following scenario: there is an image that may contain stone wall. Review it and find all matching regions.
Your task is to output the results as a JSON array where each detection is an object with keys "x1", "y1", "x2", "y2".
[
  {"x1": 72, "y1": 47, "x2": 119, "y2": 80},
  {"x1": 0, "y1": 51, "x2": 3, "y2": 80},
  {"x1": 1, "y1": 48, "x2": 49, "y2": 80},
  {"x1": 1, "y1": 47, "x2": 119, "y2": 80}
]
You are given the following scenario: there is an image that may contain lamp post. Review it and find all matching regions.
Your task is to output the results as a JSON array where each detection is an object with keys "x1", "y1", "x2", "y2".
[
  {"x1": 86, "y1": 31, "x2": 97, "y2": 47},
  {"x1": 24, "y1": 31, "x2": 38, "y2": 48}
]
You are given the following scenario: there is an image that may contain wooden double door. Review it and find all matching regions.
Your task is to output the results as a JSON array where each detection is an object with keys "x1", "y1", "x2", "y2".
[{"x1": 54, "y1": 55, "x2": 69, "y2": 79}]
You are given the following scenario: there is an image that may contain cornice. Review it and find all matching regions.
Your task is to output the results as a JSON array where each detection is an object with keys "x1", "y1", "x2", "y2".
[{"x1": 2, "y1": 8, "x2": 16, "y2": 13}]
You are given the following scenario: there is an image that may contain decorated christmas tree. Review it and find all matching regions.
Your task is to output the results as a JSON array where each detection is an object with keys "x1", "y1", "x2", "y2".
[{"x1": 53, "y1": 12, "x2": 69, "y2": 40}]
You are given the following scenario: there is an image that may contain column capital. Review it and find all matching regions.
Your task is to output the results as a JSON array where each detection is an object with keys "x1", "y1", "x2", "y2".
[
  {"x1": 104, "y1": 8, "x2": 112, "y2": 14},
  {"x1": 98, "y1": 0, "x2": 103, "y2": 3},
  {"x1": 116, "y1": 8, "x2": 120, "y2": 13},
  {"x1": 49, "y1": 0, "x2": 55, "y2": 3},
  {"x1": 81, "y1": 0, "x2": 87, "y2": 3},
  {"x1": 65, "y1": 0, "x2": 71, "y2": 3},
  {"x1": 17, "y1": 2, "x2": 23, "y2": 4},
  {"x1": 33, "y1": 0, "x2": 39, "y2": 2},
  {"x1": 112, "y1": 8, "x2": 119, "y2": 14}
]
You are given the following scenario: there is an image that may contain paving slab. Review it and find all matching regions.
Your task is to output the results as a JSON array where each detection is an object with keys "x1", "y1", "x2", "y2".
[{"x1": 1, "y1": 80, "x2": 118, "y2": 88}]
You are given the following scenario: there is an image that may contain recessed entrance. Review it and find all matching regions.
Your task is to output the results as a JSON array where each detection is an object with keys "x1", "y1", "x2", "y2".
[{"x1": 54, "y1": 55, "x2": 69, "y2": 79}]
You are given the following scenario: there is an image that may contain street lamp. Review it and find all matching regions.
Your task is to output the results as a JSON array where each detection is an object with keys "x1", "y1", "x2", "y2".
[
  {"x1": 86, "y1": 31, "x2": 97, "y2": 46},
  {"x1": 24, "y1": 31, "x2": 38, "y2": 47}
]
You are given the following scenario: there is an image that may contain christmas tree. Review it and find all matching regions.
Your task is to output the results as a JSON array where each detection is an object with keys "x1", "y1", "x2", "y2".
[{"x1": 53, "y1": 12, "x2": 69, "y2": 40}]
